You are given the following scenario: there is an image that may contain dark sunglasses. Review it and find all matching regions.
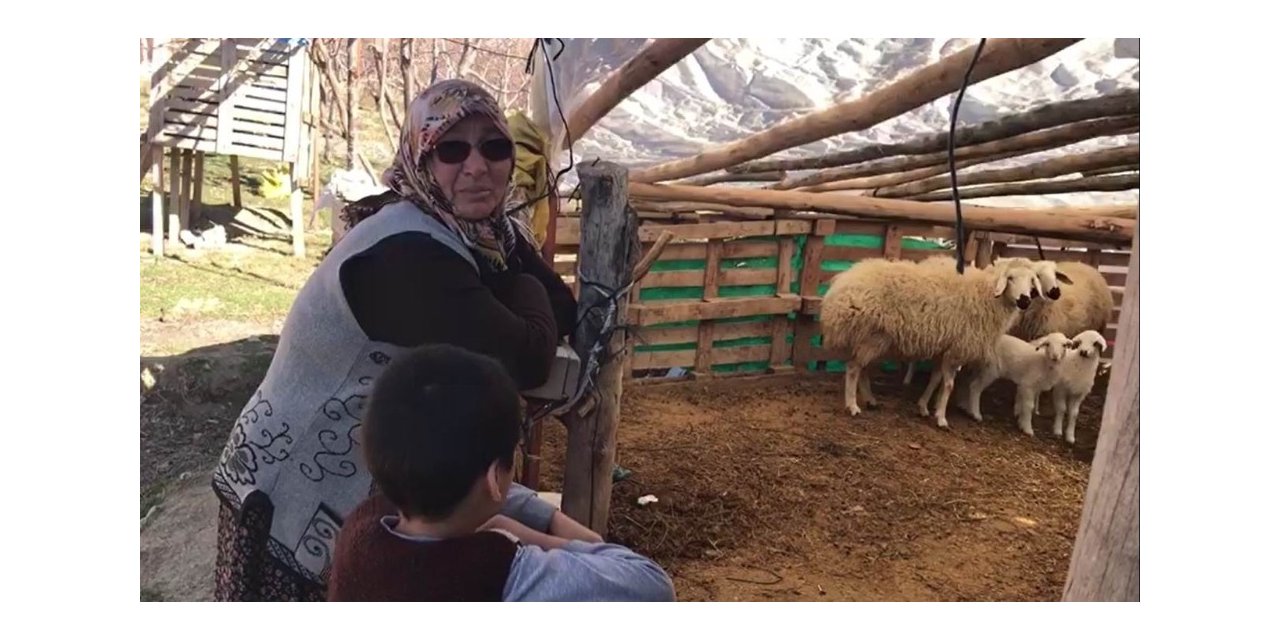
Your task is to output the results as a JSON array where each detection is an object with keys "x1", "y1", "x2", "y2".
[{"x1": 432, "y1": 138, "x2": 514, "y2": 164}]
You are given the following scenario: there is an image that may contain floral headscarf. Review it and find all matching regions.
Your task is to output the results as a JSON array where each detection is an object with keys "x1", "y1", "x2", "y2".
[{"x1": 341, "y1": 79, "x2": 532, "y2": 271}]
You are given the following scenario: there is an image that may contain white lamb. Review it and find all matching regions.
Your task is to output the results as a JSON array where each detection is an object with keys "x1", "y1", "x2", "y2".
[
  {"x1": 820, "y1": 256, "x2": 1043, "y2": 428},
  {"x1": 1051, "y1": 329, "x2": 1109, "y2": 445},
  {"x1": 959, "y1": 332, "x2": 1074, "y2": 437}
]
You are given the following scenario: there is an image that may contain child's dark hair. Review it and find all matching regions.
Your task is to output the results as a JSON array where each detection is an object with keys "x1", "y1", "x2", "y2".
[{"x1": 362, "y1": 343, "x2": 521, "y2": 520}]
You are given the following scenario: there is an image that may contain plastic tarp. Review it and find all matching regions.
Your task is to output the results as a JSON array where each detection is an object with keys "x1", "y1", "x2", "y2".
[{"x1": 530, "y1": 38, "x2": 1139, "y2": 208}]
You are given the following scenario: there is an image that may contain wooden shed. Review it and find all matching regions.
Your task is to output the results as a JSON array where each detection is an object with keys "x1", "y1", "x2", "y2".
[{"x1": 143, "y1": 38, "x2": 318, "y2": 257}]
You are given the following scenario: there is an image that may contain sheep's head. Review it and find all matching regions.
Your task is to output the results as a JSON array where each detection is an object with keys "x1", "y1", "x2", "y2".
[
  {"x1": 1032, "y1": 332, "x2": 1072, "y2": 363},
  {"x1": 991, "y1": 259, "x2": 1041, "y2": 310},
  {"x1": 1031, "y1": 260, "x2": 1074, "y2": 301},
  {"x1": 1070, "y1": 330, "x2": 1108, "y2": 359}
]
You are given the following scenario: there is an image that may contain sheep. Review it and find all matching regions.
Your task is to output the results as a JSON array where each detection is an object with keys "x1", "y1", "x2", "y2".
[
  {"x1": 1051, "y1": 329, "x2": 1109, "y2": 445},
  {"x1": 958, "y1": 332, "x2": 1074, "y2": 437},
  {"x1": 819, "y1": 256, "x2": 1043, "y2": 428},
  {"x1": 900, "y1": 255, "x2": 1055, "y2": 386},
  {"x1": 1007, "y1": 259, "x2": 1113, "y2": 340},
  {"x1": 905, "y1": 257, "x2": 1112, "y2": 416}
]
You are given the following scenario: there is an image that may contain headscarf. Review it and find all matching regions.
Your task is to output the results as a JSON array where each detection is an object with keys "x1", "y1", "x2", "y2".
[{"x1": 341, "y1": 79, "x2": 533, "y2": 271}]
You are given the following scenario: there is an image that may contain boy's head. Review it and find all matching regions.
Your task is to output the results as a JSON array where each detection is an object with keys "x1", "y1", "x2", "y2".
[{"x1": 362, "y1": 343, "x2": 521, "y2": 522}]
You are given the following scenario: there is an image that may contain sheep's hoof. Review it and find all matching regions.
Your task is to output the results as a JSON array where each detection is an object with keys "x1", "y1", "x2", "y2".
[
  {"x1": 936, "y1": 416, "x2": 950, "y2": 429},
  {"x1": 917, "y1": 404, "x2": 930, "y2": 418},
  {"x1": 847, "y1": 405, "x2": 862, "y2": 418},
  {"x1": 865, "y1": 398, "x2": 880, "y2": 410},
  {"x1": 1021, "y1": 427, "x2": 1035, "y2": 437},
  {"x1": 1066, "y1": 435, "x2": 1075, "y2": 446}
]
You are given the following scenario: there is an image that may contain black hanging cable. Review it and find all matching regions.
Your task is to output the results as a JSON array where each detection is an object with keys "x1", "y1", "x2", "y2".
[
  {"x1": 947, "y1": 38, "x2": 987, "y2": 274},
  {"x1": 505, "y1": 38, "x2": 575, "y2": 218},
  {"x1": 1034, "y1": 236, "x2": 1046, "y2": 260}
]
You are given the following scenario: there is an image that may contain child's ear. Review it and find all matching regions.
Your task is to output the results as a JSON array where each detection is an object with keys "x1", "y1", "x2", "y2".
[{"x1": 485, "y1": 462, "x2": 504, "y2": 503}]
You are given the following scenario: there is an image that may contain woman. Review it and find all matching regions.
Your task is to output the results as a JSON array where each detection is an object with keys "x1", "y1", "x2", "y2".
[{"x1": 210, "y1": 79, "x2": 577, "y2": 601}]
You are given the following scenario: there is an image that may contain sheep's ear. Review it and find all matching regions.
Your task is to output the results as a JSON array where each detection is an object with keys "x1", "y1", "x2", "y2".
[
  {"x1": 1035, "y1": 342, "x2": 1048, "y2": 351},
  {"x1": 1096, "y1": 338, "x2": 1109, "y2": 353},
  {"x1": 1056, "y1": 270, "x2": 1074, "y2": 285},
  {"x1": 992, "y1": 264, "x2": 1010, "y2": 297},
  {"x1": 1071, "y1": 339, "x2": 1082, "y2": 349}
]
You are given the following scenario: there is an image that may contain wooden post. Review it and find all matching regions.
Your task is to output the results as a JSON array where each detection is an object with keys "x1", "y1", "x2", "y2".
[
  {"x1": 769, "y1": 214, "x2": 797, "y2": 373},
  {"x1": 179, "y1": 149, "x2": 193, "y2": 241},
  {"x1": 541, "y1": 183, "x2": 561, "y2": 263},
  {"x1": 291, "y1": 161, "x2": 305, "y2": 258},
  {"x1": 1063, "y1": 221, "x2": 1139, "y2": 601},
  {"x1": 694, "y1": 240, "x2": 723, "y2": 374},
  {"x1": 229, "y1": 155, "x2": 243, "y2": 209},
  {"x1": 883, "y1": 224, "x2": 903, "y2": 260},
  {"x1": 793, "y1": 219, "x2": 834, "y2": 370},
  {"x1": 167, "y1": 149, "x2": 181, "y2": 246},
  {"x1": 976, "y1": 235, "x2": 995, "y2": 267},
  {"x1": 150, "y1": 147, "x2": 165, "y2": 257},
  {"x1": 191, "y1": 151, "x2": 205, "y2": 225},
  {"x1": 732, "y1": 89, "x2": 1139, "y2": 174},
  {"x1": 628, "y1": 182, "x2": 1135, "y2": 244},
  {"x1": 562, "y1": 161, "x2": 638, "y2": 535}
]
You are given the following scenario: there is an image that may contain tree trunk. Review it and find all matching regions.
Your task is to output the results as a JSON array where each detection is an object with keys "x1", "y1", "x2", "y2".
[{"x1": 345, "y1": 38, "x2": 358, "y2": 171}]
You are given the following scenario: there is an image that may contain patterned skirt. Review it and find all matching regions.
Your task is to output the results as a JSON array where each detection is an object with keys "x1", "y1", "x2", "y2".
[{"x1": 213, "y1": 495, "x2": 326, "y2": 602}]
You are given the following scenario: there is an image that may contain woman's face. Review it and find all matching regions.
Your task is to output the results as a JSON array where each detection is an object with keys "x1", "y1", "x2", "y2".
[{"x1": 428, "y1": 114, "x2": 514, "y2": 220}]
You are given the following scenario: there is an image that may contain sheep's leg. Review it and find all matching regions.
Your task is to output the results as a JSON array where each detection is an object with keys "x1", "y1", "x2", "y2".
[
  {"x1": 931, "y1": 359, "x2": 962, "y2": 429},
  {"x1": 902, "y1": 362, "x2": 915, "y2": 385},
  {"x1": 1065, "y1": 395, "x2": 1084, "y2": 445},
  {"x1": 857, "y1": 368, "x2": 879, "y2": 409},
  {"x1": 918, "y1": 366, "x2": 942, "y2": 418},
  {"x1": 961, "y1": 365, "x2": 997, "y2": 422},
  {"x1": 843, "y1": 365, "x2": 861, "y2": 418},
  {"x1": 1051, "y1": 387, "x2": 1067, "y2": 438},
  {"x1": 844, "y1": 343, "x2": 883, "y2": 419},
  {"x1": 1015, "y1": 386, "x2": 1037, "y2": 436}
]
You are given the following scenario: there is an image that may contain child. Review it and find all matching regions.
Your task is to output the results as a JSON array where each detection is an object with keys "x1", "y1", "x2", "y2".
[{"x1": 327, "y1": 343, "x2": 675, "y2": 602}]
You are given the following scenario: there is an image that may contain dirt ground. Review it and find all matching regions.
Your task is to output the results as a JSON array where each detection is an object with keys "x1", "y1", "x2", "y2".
[{"x1": 140, "y1": 357, "x2": 1102, "y2": 602}]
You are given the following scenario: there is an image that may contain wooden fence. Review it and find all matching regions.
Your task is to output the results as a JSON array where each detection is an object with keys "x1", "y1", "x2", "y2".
[{"x1": 552, "y1": 213, "x2": 1131, "y2": 378}]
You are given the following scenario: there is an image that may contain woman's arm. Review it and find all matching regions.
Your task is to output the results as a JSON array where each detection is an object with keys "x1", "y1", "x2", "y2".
[
  {"x1": 511, "y1": 237, "x2": 578, "y2": 339},
  {"x1": 340, "y1": 233, "x2": 559, "y2": 389}
]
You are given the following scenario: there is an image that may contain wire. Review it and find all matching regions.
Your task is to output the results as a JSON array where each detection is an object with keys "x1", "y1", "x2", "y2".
[
  {"x1": 440, "y1": 38, "x2": 528, "y2": 61},
  {"x1": 504, "y1": 38, "x2": 576, "y2": 218},
  {"x1": 947, "y1": 38, "x2": 987, "y2": 274}
]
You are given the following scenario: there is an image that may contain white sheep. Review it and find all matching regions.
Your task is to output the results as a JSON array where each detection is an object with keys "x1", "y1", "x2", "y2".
[
  {"x1": 958, "y1": 332, "x2": 1074, "y2": 437},
  {"x1": 1051, "y1": 329, "x2": 1109, "y2": 445},
  {"x1": 820, "y1": 256, "x2": 1043, "y2": 428},
  {"x1": 904, "y1": 256, "x2": 1112, "y2": 417}
]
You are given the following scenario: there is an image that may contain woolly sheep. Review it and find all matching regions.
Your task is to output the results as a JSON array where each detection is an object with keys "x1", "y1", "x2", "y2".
[
  {"x1": 959, "y1": 332, "x2": 1074, "y2": 437},
  {"x1": 1006, "y1": 260, "x2": 1112, "y2": 341},
  {"x1": 904, "y1": 257, "x2": 1111, "y2": 409},
  {"x1": 820, "y1": 256, "x2": 1042, "y2": 428},
  {"x1": 900, "y1": 255, "x2": 1055, "y2": 386},
  {"x1": 1051, "y1": 329, "x2": 1109, "y2": 445}
]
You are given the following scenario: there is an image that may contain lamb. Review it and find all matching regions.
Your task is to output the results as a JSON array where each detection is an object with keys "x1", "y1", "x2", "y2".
[
  {"x1": 819, "y1": 256, "x2": 1043, "y2": 428},
  {"x1": 1051, "y1": 329, "x2": 1109, "y2": 445},
  {"x1": 958, "y1": 332, "x2": 1074, "y2": 437}
]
